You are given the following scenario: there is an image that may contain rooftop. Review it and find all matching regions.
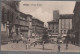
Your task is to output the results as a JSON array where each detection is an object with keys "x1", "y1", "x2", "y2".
[
  {"x1": 73, "y1": 2, "x2": 80, "y2": 13},
  {"x1": 47, "y1": 20, "x2": 59, "y2": 23},
  {"x1": 32, "y1": 17, "x2": 44, "y2": 23},
  {"x1": 19, "y1": 11, "x2": 32, "y2": 18},
  {"x1": 59, "y1": 14, "x2": 73, "y2": 19}
]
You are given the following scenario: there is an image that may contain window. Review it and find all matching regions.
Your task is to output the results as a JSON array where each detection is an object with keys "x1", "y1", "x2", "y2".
[
  {"x1": 56, "y1": 26, "x2": 58, "y2": 29},
  {"x1": 61, "y1": 19, "x2": 62, "y2": 29},
  {"x1": 27, "y1": 16, "x2": 31, "y2": 21},
  {"x1": 56, "y1": 30, "x2": 58, "y2": 33},
  {"x1": 61, "y1": 30, "x2": 62, "y2": 34},
  {"x1": 49, "y1": 26, "x2": 50, "y2": 29},
  {"x1": 48, "y1": 24, "x2": 50, "y2": 29},
  {"x1": 64, "y1": 30, "x2": 66, "y2": 34},
  {"x1": 53, "y1": 30, "x2": 54, "y2": 33},
  {"x1": 64, "y1": 19, "x2": 66, "y2": 29},
  {"x1": 53, "y1": 26, "x2": 54, "y2": 29}
]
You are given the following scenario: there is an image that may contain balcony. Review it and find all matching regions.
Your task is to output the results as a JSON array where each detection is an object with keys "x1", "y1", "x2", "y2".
[
  {"x1": 19, "y1": 20, "x2": 29, "y2": 26},
  {"x1": 20, "y1": 26, "x2": 29, "y2": 31}
]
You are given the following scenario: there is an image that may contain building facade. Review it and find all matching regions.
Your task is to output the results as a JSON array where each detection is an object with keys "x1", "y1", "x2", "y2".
[
  {"x1": 59, "y1": 14, "x2": 73, "y2": 37},
  {"x1": 47, "y1": 10, "x2": 59, "y2": 36},
  {"x1": 1, "y1": 1, "x2": 20, "y2": 44},
  {"x1": 72, "y1": 2, "x2": 80, "y2": 46},
  {"x1": 48, "y1": 20, "x2": 59, "y2": 35},
  {"x1": 47, "y1": 10, "x2": 59, "y2": 42},
  {"x1": 19, "y1": 12, "x2": 32, "y2": 38},
  {"x1": 32, "y1": 18, "x2": 44, "y2": 38}
]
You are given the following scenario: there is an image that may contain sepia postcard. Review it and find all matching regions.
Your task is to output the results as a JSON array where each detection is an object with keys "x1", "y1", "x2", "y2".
[{"x1": 1, "y1": 0, "x2": 80, "y2": 52}]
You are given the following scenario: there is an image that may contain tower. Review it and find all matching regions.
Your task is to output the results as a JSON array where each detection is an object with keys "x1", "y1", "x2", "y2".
[{"x1": 53, "y1": 10, "x2": 59, "y2": 20}]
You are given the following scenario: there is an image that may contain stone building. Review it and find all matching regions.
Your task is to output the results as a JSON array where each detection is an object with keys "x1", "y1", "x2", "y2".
[
  {"x1": 1, "y1": 1, "x2": 20, "y2": 44},
  {"x1": 47, "y1": 20, "x2": 59, "y2": 36},
  {"x1": 19, "y1": 12, "x2": 32, "y2": 38},
  {"x1": 47, "y1": 10, "x2": 59, "y2": 36},
  {"x1": 59, "y1": 14, "x2": 73, "y2": 37},
  {"x1": 72, "y1": 2, "x2": 80, "y2": 46},
  {"x1": 32, "y1": 18, "x2": 44, "y2": 38},
  {"x1": 47, "y1": 10, "x2": 59, "y2": 42}
]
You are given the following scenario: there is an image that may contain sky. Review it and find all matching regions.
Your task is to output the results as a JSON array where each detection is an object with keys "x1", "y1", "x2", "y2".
[{"x1": 19, "y1": 1, "x2": 76, "y2": 27}]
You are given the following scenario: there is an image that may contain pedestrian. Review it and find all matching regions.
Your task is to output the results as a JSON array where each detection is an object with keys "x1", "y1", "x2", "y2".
[
  {"x1": 34, "y1": 42, "x2": 36, "y2": 47},
  {"x1": 42, "y1": 41, "x2": 45, "y2": 50},
  {"x1": 10, "y1": 32, "x2": 14, "y2": 42},
  {"x1": 57, "y1": 38, "x2": 61, "y2": 52},
  {"x1": 16, "y1": 38, "x2": 19, "y2": 43},
  {"x1": 21, "y1": 34, "x2": 25, "y2": 43},
  {"x1": 25, "y1": 39, "x2": 28, "y2": 49},
  {"x1": 12, "y1": 32, "x2": 17, "y2": 43},
  {"x1": 16, "y1": 34, "x2": 19, "y2": 43},
  {"x1": 28, "y1": 39, "x2": 31, "y2": 49},
  {"x1": 58, "y1": 42, "x2": 61, "y2": 52},
  {"x1": 66, "y1": 43, "x2": 68, "y2": 49},
  {"x1": 65, "y1": 34, "x2": 69, "y2": 50}
]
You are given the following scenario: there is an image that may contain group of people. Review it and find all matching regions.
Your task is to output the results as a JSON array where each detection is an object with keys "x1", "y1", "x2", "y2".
[
  {"x1": 21, "y1": 33, "x2": 39, "y2": 49},
  {"x1": 57, "y1": 42, "x2": 69, "y2": 52},
  {"x1": 10, "y1": 32, "x2": 19, "y2": 43},
  {"x1": 20, "y1": 33, "x2": 31, "y2": 49},
  {"x1": 10, "y1": 32, "x2": 38, "y2": 49},
  {"x1": 10, "y1": 32, "x2": 70, "y2": 51},
  {"x1": 57, "y1": 36, "x2": 69, "y2": 52}
]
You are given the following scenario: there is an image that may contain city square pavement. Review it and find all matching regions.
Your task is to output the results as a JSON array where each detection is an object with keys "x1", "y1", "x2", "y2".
[{"x1": 1, "y1": 41, "x2": 80, "y2": 52}]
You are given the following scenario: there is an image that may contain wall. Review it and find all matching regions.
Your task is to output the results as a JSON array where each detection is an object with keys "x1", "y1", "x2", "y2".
[
  {"x1": 59, "y1": 19, "x2": 72, "y2": 36},
  {"x1": 32, "y1": 18, "x2": 44, "y2": 38}
]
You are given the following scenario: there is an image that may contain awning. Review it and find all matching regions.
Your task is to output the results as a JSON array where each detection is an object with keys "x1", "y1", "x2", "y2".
[
  {"x1": 32, "y1": 33, "x2": 35, "y2": 36},
  {"x1": 62, "y1": 34, "x2": 67, "y2": 37}
]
